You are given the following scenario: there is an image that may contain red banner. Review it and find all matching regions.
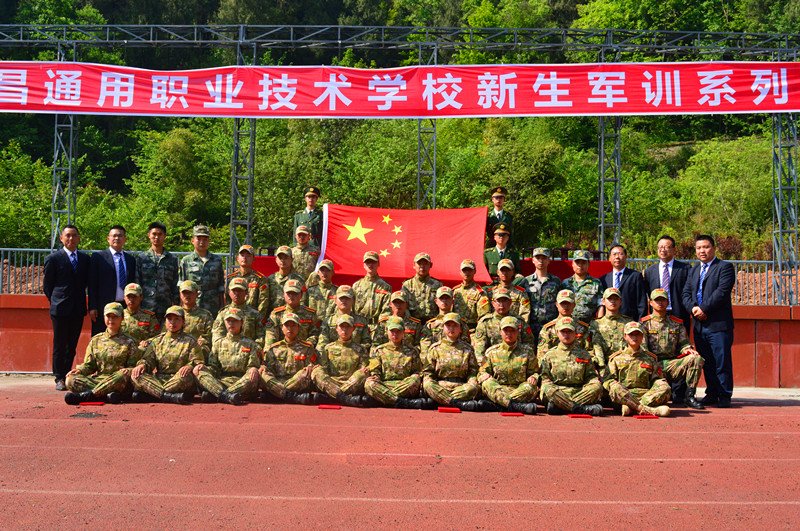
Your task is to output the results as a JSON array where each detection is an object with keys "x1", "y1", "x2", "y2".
[
  {"x1": 320, "y1": 204, "x2": 491, "y2": 284},
  {"x1": 0, "y1": 61, "x2": 797, "y2": 118}
]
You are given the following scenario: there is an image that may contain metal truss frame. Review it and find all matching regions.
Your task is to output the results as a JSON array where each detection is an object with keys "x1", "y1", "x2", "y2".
[
  {"x1": 597, "y1": 116, "x2": 622, "y2": 252},
  {"x1": 416, "y1": 44, "x2": 437, "y2": 210},
  {"x1": 49, "y1": 42, "x2": 77, "y2": 249}
]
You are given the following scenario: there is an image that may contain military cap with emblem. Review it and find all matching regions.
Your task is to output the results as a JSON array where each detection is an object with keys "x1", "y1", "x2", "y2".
[
  {"x1": 192, "y1": 224, "x2": 211, "y2": 237},
  {"x1": 282, "y1": 312, "x2": 300, "y2": 325},
  {"x1": 363, "y1": 251, "x2": 380, "y2": 262},
  {"x1": 124, "y1": 283, "x2": 142, "y2": 296},
  {"x1": 572, "y1": 249, "x2": 592, "y2": 261},
  {"x1": 490, "y1": 186, "x2": 508, "y2": 198},
  {"x1": 603, "y1": 287, "x2": 622, "y2": 299},
  {"x1": 178, "y1": 279, "x2": 200, "y2": 292},
  {"x1": 436, "y1": 286, "x2": 453, "y2": 299},
  {"x1": 336, "y1": 285, "x2": 355, "y2": 299},
  {"x1": 165, "y1": 305, "x2": 185, "y2": 318},
  {"x1": 556, "y1": 289, "x2": 576, "y2": 303},
  {"x1": 532, "y1": 247, "x2": 550, "y2": 258},
  {"x1": 555, "y1": 316, "x2": 576, "y2": 332},
  {"x1": 650, "y1": 288, "x2": 669, "y2": 300},
  {"x1": 304, "y1": 186, "x2": 321, "y2": 197},
  {"x1": 237, "y1": 244, "x2": 254, "y2": 255},
  {"x1": 493, "y1": 222, "x2": 511, "y2": 235},
  {"x1": 283, "y1": 279, "x2": 303, "y2": 294},
  {"x1": 460, "y1": 259, "x2": 476, "y2": 270},
  {"x1": 104, "y1": 302, "x2": 124, "y2": 316},
  {"x1": 276, "y1": 245, "x2": 292, "y2": 257},
  {"x1": 623, "y1": 321, "x2": 644, "y2": 335},
  {"x1": 228, "y1": 277, "x2": 248, "y2": 291},
  {"x1": 295, "y1": 225, "x2": 311, "y2": 235},
  {"x1": 414, "y1": 252, "x2": 432, "y2": 263}
]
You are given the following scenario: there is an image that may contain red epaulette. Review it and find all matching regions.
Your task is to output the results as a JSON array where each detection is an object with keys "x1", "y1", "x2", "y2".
[
  {"x1": 608, "y1": 350, "x2": 623, "y2": 361},
  {"x1": 514, "y1": 285, "x2": 526, "y2": 293},
  {"x1": 305, "y1": 306, "x2": 316, "y2": 313},
  {"x1": 254, "y1": 271, "x2": 266, "y2": 278},
  {"x1": 273, "y1": 305, "x2": 286, "y2": 312},
  {"x1": 543, "y1": 318, "x2": 557, "y2": 328},
  {"x1": 375, "y1": 288, "x2": 390, "y2": 295},
  {"x1": 226, "y1": 272, "x2": 237, "y2": 278},
  {"x1": 408, "y1": 316, "x2": 421, "y2": 324},
  {"x1": 640, "y1": 315, "x2": 653, "y2": 322},
  {"x1": 378, "y1": 315, "x2": 389, "y2": 322},
  {"x1": 299, "y1": 340, "x2": 312, "y2": 347},
  {"x1": 142, "y1": 309, "x2": 155, "y2": 315},
  {"x1": 577, "y1": 320, "x2": 589, "y2": 328},
  {"x1": 669, "y1": 316, "x2": 684, "y2": 324}
]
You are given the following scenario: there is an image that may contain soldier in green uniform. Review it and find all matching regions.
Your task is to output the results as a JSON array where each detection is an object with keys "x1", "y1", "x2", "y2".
[
  {"x1": 537, "y1": 289, "x2": 593, "y2": 361},
  {"x1": 311, "y1": 314, "x2": 372, "y2": 407},
  {"x1": 136, "y1": 222, "x2": 179, "y2": 321},
  {"x1": 225, "y1": 244, "x2": 269, "y2": 319},
  {"x1": 194, "y1": 308, "x2": 261, "y2": 405},
  {"x1": 264, "y1": 279, "x2": 321, "y2": 348},
  {"x1": 121, "y1": 283, "x2": 161, "y2": 348},
  {"x1": 452, "y1": 259, "x2": 490, "y2": 333},
  {"x1": 64, "y1": 302, "x2": 139, "y2": 405},
  {"x1": 130, "y1": 306, "x2": 204, "y2": 404},
  {"x1": 640, "y1": 288, "x2": 705, "y2": 409},
  {"x1": 483, "y1": 223, "x2": 521, "y2": 282},
  {"x1": 587, "y1": 287, "x2": 632, "y2": 376},
  {"x1": 305, "y1": 258, "x2": 338, "y2": 319},
  {"x1": 317, "y1": 285, "x2": 370, "y2": 352},
  {"x1": 178, "y1": 280, "x2": 214, "y2": 361},
  {"x1": 563, "y1": 249, "x2": 602, "y2": 323},
  {"x1": 604, "y1": 321, "x2": 672, "y2": 417},
  {"x1": 352, "y1": 251, "x2": 393, "y2": 334},
  {"x1": 258, "y1": 312, "x2": 318, "y2": 405},
  {"x1": 419, "y1": 286, "x2": 456, "y2": 362},
  {"x1": 178, "y1": 224, "x2": 226, "y2": 316},
  {"x1": 291, "y1": 225, "x2": 321, "y2": 281},
  {"x1": 472, "y1": 287, "x2": 533, "y2": 365},
  {"x1": 293, "y1": 186, "x2": 323, "y2": 245},
  {"x1": 485, "y1": 186, "x2": 514, "y2": 248},
  {"x1": 365, "y1": 316, "x2": 428, "y2": 409},
  {"x1": 482, "y1": 259, "x2": 530, "y2": 323},
  {"x1": 212, "y1": 277, "x2": 267, "y2": 347},
  {"x1": 265, "y1": 245, "x2": 306, "y2": 316},
  {"x1": 373, "y1": 291, "x2": 423, "y2": 348},
  {"x1": 479, "y1": 316, "x2": 540, "y2": 415},
  {"x1": 525, "y1": 248, "x2": 563, "y2": 338},
  {"x1": 402, "y1": 252, "x2": 443, "y2": 323}
]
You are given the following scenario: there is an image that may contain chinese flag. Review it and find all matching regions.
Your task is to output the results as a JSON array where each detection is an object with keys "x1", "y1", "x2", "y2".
[{"x1": 320, "y1": 204, "x2": 491, "y2": 285}]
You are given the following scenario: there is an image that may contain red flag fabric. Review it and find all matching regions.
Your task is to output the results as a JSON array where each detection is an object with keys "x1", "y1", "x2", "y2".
[{"x1": 320, "y1": 204, "x2": 491, "y2": 284}]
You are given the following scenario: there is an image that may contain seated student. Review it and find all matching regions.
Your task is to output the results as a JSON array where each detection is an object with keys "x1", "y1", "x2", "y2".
[
  {"x1": 264, "y1": 279, "x2": 321, "y2": 348},
  {"x1": 537, "y1": 289, "x2": 592, "y2": 361},
  {"x1": 640, "y1": 288, "x2": 705, "y2": 409},
  {"x1": 422, "y1": 313, "x2": 483, "y2": 411},
  {"x1": 311, "y1": 314, "x2": 372, "y2": 407},
  {"x1": 587, "y1": 287, "x2": 632, "y2": 377},
  {"x1": 603, "y1": 322, "x2": 671, "y2": 417},
  {"x1": 365, "y1": 316, "x2": 428, "y2": 409},
  {"x1": 472, "y1": 287, "x2": 533, "y2": 365},
  {"x1": 539, "y1": 317, "x2": 603, "y2": 416},
  {"x1": 130, "y1": 306, "x2": 204, "y2": 404},
  {"x1": 316, "y1": 285, "x2": 370, "y2": 353},
  {"x1": 304, "y1": 259, "x2": 338, "y2": 319},
  {"x1": 121, "y1": 283, "x2": 160, "y2": 348},
  {"x1": 194, "y1": 308, "x2": 261, "y2": 405},
  {"x1": 373, "y1": 291, "x2": 423, "y2": 348},
  {"x1": 212, "y1": 277, "x2": 266, "y2": 346},
  {"x1": 64, "y1": 302, "x2": 139, "y2": 405},
  {"x1": 258, "y1": 312, "x2": 318, "y2": 405},
  {"x1": 479, "y1": 316, "x2": 540, "y2": 415}
]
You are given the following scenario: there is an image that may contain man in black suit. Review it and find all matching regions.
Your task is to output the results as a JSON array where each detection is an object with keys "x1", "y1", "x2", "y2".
[
  {"x1": 599, "y1": 244, "x2": 648, "y2": 321},
  {"x1": 43, "y1": 225, "x2": 90, "y2": 390},
  {"x1": 682, "y1": 235, "x2": 735, "y2": 408},
  {"x1": 88, "y1": 225, "x2": 137, "y2": 336}
]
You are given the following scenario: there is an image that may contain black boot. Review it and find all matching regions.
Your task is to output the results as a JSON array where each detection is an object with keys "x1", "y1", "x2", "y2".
[
  {"x1": 360, "y1": 396, "x2": 381, "y2": 408},
  {"x1": 161, "y1": 392, "x2": 188, "y2": 404},
  {"x1": 314, "y1": 393, "x2": 339, "y2": 405},
  {"x1": 336, "y1": 393, "x2": 365, "y2": 407},
  {"x1": 450, "y1": 399, "x2": 483, "y2": 412},
  {"x1": 64, "y1": 391, "x2": 94, "y2": 405},
  {"x1": 394, "y1": 397, "x2": 427, "y2": 409},
  {"x1": 105, "y1": 392, "x2": 123, "y2": 404},
  {"x1": 284, "y1": 391, "x2": 315, "y2": 405},
  {"x1": 546, "y1": 402, "x2": 564, "y2": 415},
  {"x1": 219, "y1": 390, "x2": 243, "y2": 405},
  {"x1": 477, "y1": 399, "x2": 503, "y2": 412},
  {"x1": 201, "y1": 390, "x2": 216, "y2": 403},
  {"x1": 572, "y1": 403, "x2": 603, "y2": 416},
  {"x1": 131, "y1": 390, "x2": 154, "y2": 403},
  {"x1": 507, "y1": 400, "x2": 537, "y2": 415},
  {"x1": 684, "y1": 387, "x2": 705, "y2": 410}
]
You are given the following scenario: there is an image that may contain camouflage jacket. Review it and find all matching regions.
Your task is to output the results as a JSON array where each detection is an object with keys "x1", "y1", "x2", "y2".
[
  {"x1": 525, "y1": 273, "x2": 563, "y2": 328},
  {"x1": 481, "y1": 284, "x2": 531, "y2": 324},
  {"x1": 317, "y1": 310, "x2": 371, "y2": 352},
  {"x1": 226, "y1": 269, "x2": 270, "y2": 318},
  {"x1": 319, "y1": 339, "x2": 370, "y2": 383},
  {"x1": 368, "y1": 342, "x2": 421, "y2": 382},
  {"x1": 212, "y1": 303, "x2": 267, "y2": 347},
  {"x1": 208, "y1": 333, "x2": 262, "y2": 378},
  {"x1": 402, "y1": 275, "x2": 443, "y2": 323},
  {"x1": 352, "y1": 276, "x2": 392, "y2": 326},
  {"x1": 479, "y1": 341, "x2": 539, "y2": 387},
  {"x1": 182, "y1": 305, "x2": 214, "y2": 356},
  {"x1": 178, "y1": 252, "x2": 226, "y2": 316},
  {"x1": 422, "y1": 338, "x2": 478, "y2": 386},
  {"x1": 262, "y1": 339, "x2": 317, "y2": 379},
  {"x1": 121, "y1": 308, "x2": 161, "y2": 344},
  {"x1": 452, "y1": 281, "x2": 490, "y2": 331},
  {"x1": 77, "y1": 330, "x2": 139, "y2": 375},
  {"x1": 640, "y1": 313, "x2": 693, "y2": 362},
  {"x1": 472, "y1": 312, "x2": 533, "y2": 365},
  {"x1": 540, "y1": 343, "x2": 600, "y2": 389},
  {"x1": 588, "y1": 313, "x2": 632, "y2": 369},
  {"x1": 291, "y1": 243, "x2": 321, "y2": 280},
  {"x1": 264, "y1": 305, "x2": 321, "y2": 347},
  {"x1": 137, "y1": 330, "x2": 204, "y2": 374},
  {"x1": 136, "y1": 248, "x2": 179, "y2": 316},
  {"x1": 603, "y1": 346, "x2": 665, "y2": 392},
  {"x1": 372, "y1": 313, "x2": 422, "y2": 348},
  {"x1": 563, "y1": 275, "x2": 603, "y2": 323},
  {"x1": 265, "y1": 271, "x2": 306, "y2": 316},
  {"x1": 537, "y1": 318, "x2": 593, "y2": 360},
  {"x1": 305, "y1": 281, "x2": 338, "y2": 321}
]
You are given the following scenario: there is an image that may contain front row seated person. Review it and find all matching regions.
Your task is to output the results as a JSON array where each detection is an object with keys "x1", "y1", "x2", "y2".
[
  {"x1": 311, "y1": 314, "x2": 372, "y2": 407},
  {"x1": 64, "y1": 302, "x2": 138, "y2": 405},
  {"x1": 365, "y1": 316, "x2": 427, "y2": 409},
  {"x1": 539, "y1": 317, "x2": 603, "y2": 416},
  {"x1": 258, "y1": 312, "x2": 318, "y2": 405},
  {"x1": 603, "y1": 321, "x2": 672, "y2": 417}
]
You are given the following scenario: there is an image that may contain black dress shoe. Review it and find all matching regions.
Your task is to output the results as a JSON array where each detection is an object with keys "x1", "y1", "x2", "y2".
[
  {"x1": 701, "y1": 395, "x2": 719, "y2": 406},
  {"x1": 55, "y1": 380, "x2": 67, "y2": 391},
  {"x1": 717, "y1": 397, "x2": 731, "y2": 408}
]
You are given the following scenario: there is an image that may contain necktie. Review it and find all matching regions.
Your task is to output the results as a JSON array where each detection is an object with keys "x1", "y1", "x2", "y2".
[
  {"x1": 697, "y1": 263, "x2": 708, "y2": 304},
  {"x1": 661, "y1": 264, "x2": 670, "y2": 293},
  {"x1": 69, "y1": 251, "x2": 77, "y2": 273},
  {"x1": 614, "y1": 271, "x2": 622, "y2": 289},
  {"x1": 499, "y1": 249, "x2": 505, "y2": 259},
  {"x1": 117, "y1": 253, "x2": 127, "y2": 289}
]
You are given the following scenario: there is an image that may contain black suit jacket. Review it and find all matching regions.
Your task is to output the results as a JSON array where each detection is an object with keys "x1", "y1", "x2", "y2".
[
  {"x1": 43, "y1": 249, "x2": 90, "y2": 317},
  {"x1": 682, "y1": 258, "x2": 735, "y2": 333},
  {"x1": 88, "y1": 249, "x2": 137, "y2": 314},
  {"x1": 643, "y1": 260, "x2": 691, "y2": 325},
  {"x1": 600, "y1": 267, "x2": 649, "y2": 321}
]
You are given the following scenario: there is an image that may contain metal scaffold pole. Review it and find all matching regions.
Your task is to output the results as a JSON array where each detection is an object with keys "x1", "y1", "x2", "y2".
[{"x1": 416, "y1": 43, "x2": 437, "y2": 210}]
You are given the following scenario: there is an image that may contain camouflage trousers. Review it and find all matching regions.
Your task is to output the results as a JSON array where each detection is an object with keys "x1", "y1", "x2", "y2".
[
  {"x1": 311, "y1": 368, "x2": 368, "y2": 399},
  {"x1": 423, "y1": 377, "x2": 479, "y2": 405},
  {"x1": 259, "y1": 368, "x2": 313, "y2": 399},
  {"x1": 540, "y1": 381, "x2": 603, "y2": 412},
  {"x1": 364, "y1": 374, "x2": 422, "y2": 406},
  {"x1": 133, "y1": 372, "x2": 196, "y2": 398},
  {"x1": 197, "y1": 370, "x2": 258, "y2": 398},
  {"x1": 606, "y1": 380, "x2": 671, "y2": 411},
  {"x1": 482, "y1": 380, "x2": 538, "y2": 408},
  {"x1": 66, "y1": 370, "x2": 130, "y2": 397},
  {"x1": 662, "y1": 354, "x2": 704, "y2": 388}
]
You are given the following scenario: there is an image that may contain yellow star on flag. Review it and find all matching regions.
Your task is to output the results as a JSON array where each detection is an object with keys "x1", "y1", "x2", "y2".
[
  {"x1": 380, "y1": 249, "x2": 390, "y2": 257},
  {"x1": 391, "y1": 240, "x2": 402, "y2": 249},
  {"x1": 392, "y1": 225, "x2": 402, "y2": 235},
  {"x1": 382, "y1": 214, "x2": 392, "y2": 224},
  {"x1": 343, "y1": 218, "x2": 374, "y2": 245}
]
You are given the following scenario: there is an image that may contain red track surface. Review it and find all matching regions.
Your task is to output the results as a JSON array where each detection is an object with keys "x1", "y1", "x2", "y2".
[{"x1": 2, "y1": 376, "x2": 799, "y2": 529}]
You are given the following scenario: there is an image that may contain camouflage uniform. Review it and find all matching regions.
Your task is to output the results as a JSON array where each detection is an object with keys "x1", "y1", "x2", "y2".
[
  {"x1": 604, "y1": 346, "x2": 671, "y2": 409},
  {"x1": 352, "y1": 276, "x2": 393, "y2": 331},
  {"x1": 640, "y1": 314, "x2": 704, "y2": 388},
  {"x1": 265, "y1": 271, "x2": 306, "y2": 316},
  {"x1": 226, "y1": 269, "x2": 269, "y2": 318},
  {"x1": 364, "y1": 343, "x2": 423, "y2": 406},
  {"x1": 373, "y1": 313, "x2": 422, "y2": 348},
  {"x1": 472, "y1": 313, "x2": 533, "y2": 365},
  {"x1": 311, "y1": 339, "x2": 370, "y2": 398},
  {"x1": 479, "y1": 341, "x2": 540, "y2": 408},
  {"x1": 539, "y1": 343, "x2": 603, "y2": 411},
  {"x1": 537, "y1": 318, "x2": 593, "y2": 361},
  {"x1": 422, "y1": 338, "x2": 480, "y2": 405},
  {"x1": 402, "y1": 276, "x2": 443, "y2": 323},
  {"x1": 259, "y1": 339, "x2": 318, "y2": 398},
  {"x1": 121, "y1": 307, "x2": 161, "y2": 344},
  {"x1": 178, "y1": 252, "x2": 226, "y2": 316},
  {"x1": 305, "y1": 281, "x2": 338, "y2": 321},
  {"x1": 182, "y1": 305, "x2": 214, "y2": 360},
  {"x1": 264, "y1": 305, "x2": 321, "y2": 347},
  {"x1": 133, "y1": 330, "x2": 204, "y2": 398},
  {"x1": 563, "y1": 275, "x2": 603, "y2": 324},
  {"x1": 452, "y1": 281, "x2": 490, "y2": 332},
  {"x1": 588, "y1": 313, "x2": 632, "y2": 375},
  {"x1": 197, "y1": 333, "x2": 262, "y2": 398},
  {"x1": 136, "y1": 249, "x2": 179, "y2": 318},
  {"x1": 65, "y1": 330, "x2": 139, "y2": 397},
  {"x1": 291, "y1": 242, "x2": 321, "y2": 280},
  {"x1": 525, "y1": 273, "x2": 563, "y2": 337},
  {"x1": 212, "y1": 303, "x2": 267, "y2": 347},
  {"x1": 482, "y1": 284, "x2": 531, "y2": 324},
  {"x1": 317, "y1": 310, "x2": 370, "y2": 352}
]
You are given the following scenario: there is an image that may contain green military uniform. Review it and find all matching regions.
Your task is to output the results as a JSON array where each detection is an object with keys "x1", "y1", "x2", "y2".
[
  {"x1": 291, "y1": 242, "x2": 320, "y2": 280},
  {"x1": 453, "y1": 280, "x2": 490, "y2": 332},
  {"x1": 352, "y1": 275, "x2": 393, "y2": 332},
  {"x1": 305, "y1": 280, "x2": 338, "y2": 321},
  {"x1": 539, "y1": 342, "x2": 603, "y2": 411},
  {"x1": 479, "y1": 340, "x2": 540, "y2": 408},
  {"x1": 525, "y1": 273, "x2": 563, "y2": 337},
  {"x1": 563, "y1": 275, "x2": 603, "y2": 324},
  {"x1": 65, "y1": 330, "x2": 139, "y2": 397},
  {"x1": 472, "y1": 313, "x2": 533, "y2": 365},
  {"x1": 483, "y1": 284, "x2": 531, "y2": 324},
  {"x1": 588, "y1": 313, "x2": 632, "y2": 374},
  {"x1": 311, "y1": 339, "x2": 370, "y2": 399},
  {"x1": 121, "y1": 307, "x2": 161, "y2": 344},
  {"x1": 133, "y1": 330, "x2": 204, "y2": 399},
  {"x1": 265, "y1": 270, "x2": 306, "y2": 316},
  {"x1": 537, "y1": 318, "x2": 593, "y2": 361},
  {"x1": 422, "y1": 336, "x2": 480, "y2": 405},
  {"x1": 264, "y1": 304, "x2": 321, "y2": 347},
  {"x1": 293, "y1": 207, "x2": 323, "y2": 245},
  {"x1": 182, "y1": 305, "x2": 214, "y2": 360},
  {"x1": 604, "y1": 345, "x2": 671, "y2": 410},
  {"x1": 483, "y1": 247, "x2": 521, "y2": 281},
  {"x1": 364, "y1": 342, "x2": 423, "y2": 406},
  {"x1": 226, "y1": 269, "x2": 270, "y2": 319},
  {"x1": 259, "y1": 338, "x2": 318, "y2": 399},
  {"x1": 640, "y1": 313, "x2": 704, "y2": 388},
  {"x1": 196, "y1": 333, "x2": 262, "y2": 399},
  {"x1": 178, "y1": 252, "x2": 226, "y2": 316},
  {"x1": 373, "y1": 313, "x2": 422, "y2": 348},
  {"x1": 402, "y1": 275, "x2": 444, "y2": 323},
  {"x1": 136, "y1": 249, "x2": 179, "y2": 319},
  {"x1": 212, "y1": 303, "x2": 267, "y2": 347},
  {"x1": 317, "y1": 310, "x2": 370, "y2": 352},
  {"x1": 485, "y1": 210, "x2": 513, "y2": 247}
]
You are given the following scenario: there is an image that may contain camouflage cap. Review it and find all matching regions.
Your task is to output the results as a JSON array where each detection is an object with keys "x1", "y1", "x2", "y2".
[
  {"x1": 650, "y1": 288, "x2": 669, "y2": 300},
  {"x1": 178, "y1": 279, "x2": 199, "y2": 292},
  {"x1": 490, "y1": 186, "x2": 508, "y2": 198},
  {"x1": 295, "y1": 225, "x2": 311, "y2": 235},
  {"x1": 414, "y1": 252, "x2": 432, "y2": 263},
  {"x1": 603, "y1": 287, "x2": 622, "y2": 299},
  {"x1": 165, "y1": 305, "x2": 185, "y2": 319},
  {"x1": 555, "y1": 316, "x2": 576, "y2": 332},
  {"x1": 390, "y1": 290, "x2": 407, "y2": 302},
  {"x1": 193, "y1": 224, "x2": 211, "y2": 237},
  {"x1": 304, "y1": 186, "x2": 321, "y2": 197},
  {"x1": 237, "y1": 244, "x2": 254, "y2": 255},
  {"x1": 228, "y1": 277, "x2": 248, "y2": 291},
  {"x1": 282, "y1": 312, "x2": 300, "y2": 325},
  {"x1": 556, "y1": 289, "x2": 576, "y2": 303},
  {"x1": 337, "y1": 314, "x2": 355, "y2": 327},
  {"x1": 460, "y1": 259, "x2": 476, "y2": 270},
  {"x1": 572, "y1": 249, "x2": 592, "y2": 262},
  {"x1": 497, "y1": 258, "x2": 514, "y2": 271},
  {"x1": 493, "y1": 287, "x2": 511, "y2": 300},
  {"x1": 336, "y1": 285, "x2": 355, "y2": 299},
  {"x1": 386, "y1": 316, "x2": 405, "y2": 331},
  {"x1": 318, "y1": 259, "x2": 334, "y2": 271},
  {"x1": 532, "y1": 247, "x2": 550, "y2": 258},
  {"x1": 224, "y1": 307, "x2": 243, "y2": 321},
  {"x1": 493, "y1": 222, "x2": 511, "y2": 235},
  {"x1": 436, "y1": 286, "x2": 453, "y2": 299},
  {"x1": 499, "y1": 316, "x2": 519, "y2": 330},
  {"x1": 284, "y1": 279, "x2": 303, "y2": 294},
  {"x1": 123, "y1": 283, "x2": 142, "y2": 296},
  {"x1": 103, "y1": 302, "x2": 124, "y2": 316},
  {"x1": 442, "y1": 312, "x2": 461, "y2": 325},
  {"x1": 276, "y1": 245, "x2": 292, "y2": 257},
  {"x1": 623, "y1": 321, "x2": 644, "y2": 335},
  {"x1": 363, "y1": 251, "x2": 380, "y2": 263}
]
